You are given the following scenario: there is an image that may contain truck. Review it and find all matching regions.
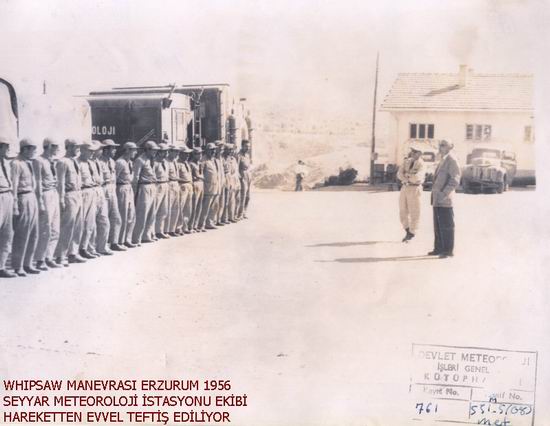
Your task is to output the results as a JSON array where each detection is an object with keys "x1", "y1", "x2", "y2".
[
  {"x1": 0, "y1": 78, "x2": 19, "y2": 151},
  {"x1": 461, "y1": 146, "x2": 517, "y2": 194}
]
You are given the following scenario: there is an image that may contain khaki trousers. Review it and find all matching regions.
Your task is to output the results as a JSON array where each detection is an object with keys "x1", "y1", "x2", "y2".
[
  {"x1": 35, "y1": 190, "x2": 60, "y2": 262},
  {"x1": 177, "y1": 182, "x2": 193, "y2": 233},
  {"x1": 0, "y1": 192, "x2": 13, "y2": 270},
  {"x1": 55, "y1": 191, "x2": 83, "y2": 260},
  {"x1": 167, "y1": 181, "x2": 180, "y2": 233},
  {"x1": 104, "y1": 184, "x2": 121, "y2": 245},
  {"x1": 154, "y1": 182, "x2": 169, "y2": 235},
  {"x1": 117, "y1": 184, "x2": 135, "y2": 245},
  {"x1": 133, "y1": 184, "x2": 156, "y2": 244},
  {"x1": 399, "y1": 185, "x2": 422, "y2": 233},
  {"x1": 12, "y1": 192, "x2": 39, "y2": 270}
]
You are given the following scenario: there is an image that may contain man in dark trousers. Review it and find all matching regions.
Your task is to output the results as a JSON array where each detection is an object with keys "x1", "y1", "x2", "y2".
[{"x1": 429, "y1": 139, "x2": 461, "y2": 259}]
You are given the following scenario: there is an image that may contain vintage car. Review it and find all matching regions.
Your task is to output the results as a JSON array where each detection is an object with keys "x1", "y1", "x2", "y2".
[{"x1": 461, "y1": 147, "x2": 517, "y2": 194}]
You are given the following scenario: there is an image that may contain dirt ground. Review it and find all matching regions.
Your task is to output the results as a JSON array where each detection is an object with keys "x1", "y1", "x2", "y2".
[{"x1": 1, "y1": 189, "x2": 548, "y2": 425}]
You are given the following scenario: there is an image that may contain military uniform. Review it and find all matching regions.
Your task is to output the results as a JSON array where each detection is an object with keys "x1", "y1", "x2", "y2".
[
  {"x1": 397, "y1": 155, "x2": 425, "y2": 238},
  {"x1": 190, "y1": 159, "x2": 204, "y2": 231},
  {"x1": 0, "y1": 154, "x2": 14, "y2": 274},
  {"x1": 78, "y1": 156, "x2": 98, "y2": 255},
  {"x1": 132, "y1": 152, "x2": 157, "y2": 244},
  {"x1": 153, "y1": 156, "x2": 170, "y2": 237},
  {"x1": 99, "y1": 155, "x2": 122, "y2": 248},
  {"x1": 34, "y1": 153, "x2": 60, "y2": 266},
  {"x1": 167, "y1": 155, "x2": 180, "y2": 234},
  {"x1": 176, "y1": 158, "x2": 194, "y2": 234},
  {"x1": 55, "y1": 150, "x2": 83, "y2": 264},
  {"x1": 199, "y1": 153, "x2": 219, "y2": 230},
  {"x1": 11, "y1": 153, "x2": 39, "y2": 274},
  {"x1": 238, "y1": 150, "x2": 252, "y2": 218},
  {"x1": 115, "y1": 155, "x2": 135, "y2": 246}
]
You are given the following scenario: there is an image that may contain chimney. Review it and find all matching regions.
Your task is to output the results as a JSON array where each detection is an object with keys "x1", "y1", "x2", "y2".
[{"x1": 458, "y1": 64, "x2": 469, "y2": 87}]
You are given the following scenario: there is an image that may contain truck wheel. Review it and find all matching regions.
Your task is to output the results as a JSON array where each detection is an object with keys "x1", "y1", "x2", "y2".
[
  {"x1": 503, "y1": 176, "x2": 508, "y2": 192},
  {"x1": 496, "y1": 182, "x2": 504, "y2": 194},
  {"x1": 463, "y1": 181, "x2": 472, "y2": 194}
]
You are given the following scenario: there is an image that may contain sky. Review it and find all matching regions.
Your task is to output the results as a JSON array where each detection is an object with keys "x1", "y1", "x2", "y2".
[{"x1": 0, "y1": 0, "x2": 548, "y2": 132}]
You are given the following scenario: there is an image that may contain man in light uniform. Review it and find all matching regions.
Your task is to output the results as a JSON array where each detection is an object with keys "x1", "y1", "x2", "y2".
[
  {"x1": 55, "y1": 139, "x2": 85, "y2": 266},
  {"x1": 397, "y1": 147, "x2": 425, "y2": 242},
  {"x1": 77, "y1": 141, "x2": 99, "y2": 260},
  {"x1": 0, "y1": 137, "x2": 16, "y2": 277},
  {"x1": 99, "y1": 139, "x2": 124, "y2": 251},
  {"x1": 176, "y1": 146, "x2": 194, "y2": 234},
  {"x1": 221, "y1": 143, "x2": 235, "y2": 224},
  {"x1": 90, "y1": 141, "x2": 112, "y2": 256},
  {"x1": 207, "y1": 141, "x2": 225, "y2": 228},
  {"x1": 231, "y1": 144, "x2": 241, "y2": 221},
  {"x1": 166, "y1": 145, "x2": 181, "y2": 236},
  {"x1": 153, "y1": 143, "x2": 170, "y2": 239},
  {"x1": 429, "y1": 139, "x2": 461, "y2": 259},
  {"x1": 132, "y1": 140, "x2": 158, "y2": 245},
  {"x1": 116, "y1": 141, "x2": 138, "y2": 248},
  {"x1": 198, "y1": 143, "x2": 219, "y2": 231},
  {"x1": 34, "y1": 138, "x2": 61, "y2": 270},
  {"x1": 238, "y1": 140, "x2": 252, "y2": 219},
  {"x1": 11, "y1": 138, "x2": 40, "y2": 276},
  {"x1": 189, "y1": 147, "x2": 204, "y2": 232}
]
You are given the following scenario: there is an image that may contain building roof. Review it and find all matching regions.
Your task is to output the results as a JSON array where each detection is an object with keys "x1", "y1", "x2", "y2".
[{"x1": 381, "y1": 70, "x2": 533, "y2": 112}]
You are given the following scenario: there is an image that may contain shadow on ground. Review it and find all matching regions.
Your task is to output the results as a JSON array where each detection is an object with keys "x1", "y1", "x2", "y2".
[
  {"x1": 307, "y1": 241, "x2": 400, "y2": 248},
  {"x1": 317, "y1": 255, "x2": 440, "y2": 263}
]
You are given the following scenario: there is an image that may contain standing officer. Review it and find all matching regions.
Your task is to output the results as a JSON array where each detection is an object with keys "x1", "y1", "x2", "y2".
[
  {"x1": 199, "y1": 143, "x2": 219, "y2": 231},
  {"x1": 100, "y1": 139, "x2": 124, "y2": 251},
  {"x1": 166, "y1": 145, "x2": 181, "y2": 236},
  {"x1": 34, "y1": 138, "x2": 61, "y2": 270},
  {"x1": 77, "y1": 141, "x2": 99, "y2": 260},
  {"x1": 231, "y1": 144, "x2": 241, "y2": 221},
  {"x1": 116, "y1": 141, "x2": 138, "y2": 248},
  {"x1": 176, "y1": 146, "x2": 194, "y2": 234},
  {"x1": 153, "y1": 143, "x2": 170, "y2": 239},
  {"x1": 90, "y1": 141, "x2": 112, "y2": 256},
  {"x1": 397, "y1": 147, "x2": 425, "y2": 242},
  {"x1": 189, "y1": 147, "x2": 204, "y2": 232},
  {"x1": 238, "y1": 140, "x2": 252, "y2": 219},
  {"x1": 132, "y1": 140, "x2": 158, "y2": 245},
  {"x1": 429, "y1": 139, "x2": 461, "y2": 258},
  {"x1": 11, "y1": 138, "x2": 40, "y2": 276},
  {"x1": 207, "y1": 141, "x2": 225, "y2": 228},
  {"x1": 55, "y1": 139, "x2": 84, "y2": 266},
  {"x1": 221, "y1": 143, "x2": 234, "y2": 224},
  {"x1": 0, "y1": 137, "x2": 16, "y2": 278}
]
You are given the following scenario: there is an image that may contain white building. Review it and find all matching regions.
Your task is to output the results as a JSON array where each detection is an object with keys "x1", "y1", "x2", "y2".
[{"x1": 380, "y1": 65, "x2": 535, "y2": 181}]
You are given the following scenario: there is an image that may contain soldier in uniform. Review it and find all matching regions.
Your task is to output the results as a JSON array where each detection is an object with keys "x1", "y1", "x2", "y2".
[
  {"x1": 397, "y1": 147, "x2": 425, "y2": 242},
  {"x1": 189, "y1": 147, "x2": 204, "y2": 232},
  {"x1": 221, "y1": 143, "x2": 235, "y2": 224},
  {"x1": 132, "y1": 140, "x2": 158, "y2": 245},
  {"x1": 11, "y1": 139, "x2": 40, "y2": 276},
  {"x1": 77, "y1": 141, "x2": 100, "y2": 260},
  {"x1": 90, "y1": 141, "x2": 112, "y2": 256},
  {"x1": 116, "y1": 141, "x2": 138, "y2": 248},
  {"x1": 34, "y1": 138, "x2": 61, "y2": 270},
  {"x1": 232, "y1": 144, "x2": 241, "y2": 222},
  {"x1": 207, "y1": 141, "x2": 225, "y2": 227},
  {"x1": 55, "y1": 139, "x2": 84, "y2": 266},
  {"x1": 176, "y1": 146, "x2": 194, "y2": 234},
  {"x1": 100, "y1": 139, "x2": 124, "y2": 251},
  {"x1": 153, "y1": 143, "x2": 170, "y2": 239},
  {"x1": 198, "y1": 143, "x2": 219, "y2": 231},
  {"x1": 166, "y1": 145, "x2": 181, "y2": 237},
  {"x1": 429, "y1": 139, "x2": 461, "y2": 259},
  {"x1": 238, "y1": 140, "x2": 252, "y2": 219},
  {"x1": 0, "y1": 137, "x2": 15, "y2": 277}
]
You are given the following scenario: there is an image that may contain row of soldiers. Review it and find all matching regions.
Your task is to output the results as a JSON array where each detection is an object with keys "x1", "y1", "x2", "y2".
[{"x1": 0, "y1": 137, "x2": 252, "y2": 278}]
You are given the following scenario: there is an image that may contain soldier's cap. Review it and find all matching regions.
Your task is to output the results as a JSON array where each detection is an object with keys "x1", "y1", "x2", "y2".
[
  {"x1": 168, "y1": 145, "x2": 180, "y2": 151},
  {"x1": 123, "y1": 141, "x2": 138, "y2": 150},
  {"x1": 0, "y1": 135, "x2": 13, "y2": 146},
  {"x1": 215, "y1": 140, "x2": 225, "y2": 147},
  {"x1": 42, "y1": 138, "x2": 59, "y2": 147},
  {"x1": 224, "y1": 143, "x2": 235, "y2": 150},
  {"x1": 410, "y1": 147, "x2": 421, "y2": 153},
  {"x1": 20, "y1": 138, "x2": 38, "y2": 149},
  {"x1": 439, "y1": 139, "x2": 454, "y2": 149},
  {"x1": 102, "y1": 139, "x2": 119, "y2": 147},
  {"x1": 157, "y1": 143, "x2": 170, "y2": 151},
  {"x1": 192, "y1": 147, "x2": 203, "y2": 154},
  {"x1": 205, "y1": 142, "x2": 217, "y2": 150},
  {"x1": 81, "y1": 140, "x2": 99, "y2": 150},
  {"x1": 144, "y1": 140, "x2": 160, "y2": 150},
  {"x1": 180, "y1": 146, "x2": 193, "y2": 154}
]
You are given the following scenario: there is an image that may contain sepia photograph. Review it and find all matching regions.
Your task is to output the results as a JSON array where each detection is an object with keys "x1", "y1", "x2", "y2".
[{"x1": 0, "y1": 0, "x2": 549, "y2": 425}]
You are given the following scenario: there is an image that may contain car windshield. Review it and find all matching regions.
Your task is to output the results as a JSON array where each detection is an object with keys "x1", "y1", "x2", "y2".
[{"x1": 422, "y1": 152, "x2": 435, "y2": 162}]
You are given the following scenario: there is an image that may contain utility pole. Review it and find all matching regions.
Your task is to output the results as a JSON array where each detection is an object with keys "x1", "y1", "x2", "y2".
[{"x1": 369, "y1": 52, "x2": 379, "y2": 184}]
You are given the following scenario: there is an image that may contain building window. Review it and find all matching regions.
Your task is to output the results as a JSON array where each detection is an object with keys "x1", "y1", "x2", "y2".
[
  {"x1": 524, "y1": 125, "x2": 532, "y2": 143},
  {"x1": 409, "y1": 123, "x2": 434, "y2": 140},
  {"x1": 466, "y1": 124, "x2": 491, "y2": 141}
]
